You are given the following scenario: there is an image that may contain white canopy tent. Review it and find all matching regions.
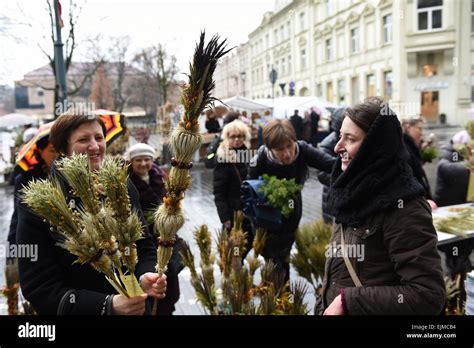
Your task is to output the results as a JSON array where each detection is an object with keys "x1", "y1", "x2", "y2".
[
  {"x1": 0, "y1": 113, "x2": 38, "y2": 129},
  {"x1": 253, "y1": 96, "x2": 338, "y2": 119},
  {"x1": 218, "y1": 96, "x2": 272, "y2": 115}
]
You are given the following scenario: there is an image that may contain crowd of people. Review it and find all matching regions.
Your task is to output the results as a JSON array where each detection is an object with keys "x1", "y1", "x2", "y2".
[{"x1": 5, "y1": 95, "x2": 472, "y2": 315}]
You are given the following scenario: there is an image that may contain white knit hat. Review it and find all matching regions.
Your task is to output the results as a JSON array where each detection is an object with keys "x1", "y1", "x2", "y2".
[{"x1": 127, "y1": 143, "x2": 156, "y2": 161}]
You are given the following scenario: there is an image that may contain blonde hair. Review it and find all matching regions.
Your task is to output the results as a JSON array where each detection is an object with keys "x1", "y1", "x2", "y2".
[
  {"x1": 400, "y1": 115, "x2": 423, "y2": 134},
  {"x1": 221, "y1": 120, "x2": 251, "y2": 149}
]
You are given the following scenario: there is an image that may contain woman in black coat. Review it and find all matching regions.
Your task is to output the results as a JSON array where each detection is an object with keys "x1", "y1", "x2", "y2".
[
  {"x1": 213, "y1": 120, "x2": 251, "y2": 230},
  {"x1": 17, "y1": 112, "x2": 166, "y2": 315},
  {"x1": 248, "y1": 119, "x2": 335, "y2": 281}
]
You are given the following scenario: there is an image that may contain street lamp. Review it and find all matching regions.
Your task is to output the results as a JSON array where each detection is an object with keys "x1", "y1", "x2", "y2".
[{"x1": 240, "y1": 71, "x2": 246, "y2": 97}]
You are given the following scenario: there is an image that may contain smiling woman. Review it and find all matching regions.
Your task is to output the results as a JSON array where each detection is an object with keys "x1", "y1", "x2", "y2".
[
  {"x1": 16, "y1": 110, "x2": 168, "y2": 315},
  {"x1": 318, "y1": 97, "x2": 445, "y2": 315}
]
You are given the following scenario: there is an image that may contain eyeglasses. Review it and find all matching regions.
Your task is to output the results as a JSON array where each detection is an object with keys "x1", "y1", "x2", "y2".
[{"x1": 229, "y1": 135, "x2": 244, "y2": 140}]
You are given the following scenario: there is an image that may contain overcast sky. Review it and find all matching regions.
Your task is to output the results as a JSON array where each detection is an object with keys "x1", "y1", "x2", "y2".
[{"x1": 0, "y1": 0, "x2": 275, "y2": 85}]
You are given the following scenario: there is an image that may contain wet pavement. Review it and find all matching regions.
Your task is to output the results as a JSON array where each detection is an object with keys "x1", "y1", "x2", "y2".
[{"x1": 0, "y1": 125, "x2": 464, "y2": 315}]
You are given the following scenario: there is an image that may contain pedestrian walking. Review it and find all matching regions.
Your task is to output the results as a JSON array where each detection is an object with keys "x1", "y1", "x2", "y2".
[{"x1": 289, "y1": 109, "x2": 304, "y2": 140}]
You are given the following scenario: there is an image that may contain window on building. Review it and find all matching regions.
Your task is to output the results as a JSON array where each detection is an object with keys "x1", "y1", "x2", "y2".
[
  {"x1": 265, "y1": 34, "x2": 269, "y2": 49},
  {"x1": 337, "y1": 79, "x2": 346, "y2": 104},
  {"x1": 274, "y1": 29, "x2": 278, "y2": 44},
  {"x1": 36, "y1": 87, "x2": 44, "y2": 97},
  {"x1": 384, "y1": 71, "x2": 393, "y2": 100},
  {"x1": 317, "y1": 83, "x2": 323, "y2": 97},
  {"x1": 367, "y1": 22, "x2": 375, "y2": 49},
  {"x1": 287, "y1": 21, "x2": 291, "y2": 38},
  {"x1": 326, "y1": 81, "x2": 334, "y2": 102},
  {"x1": 288, "y1": 55, "x2": 291, "y2": 74},
  {"x1": 351, "y1": 27, "x2": 359, "y2": 53},
  {"x1": 280, "y1": 25, "x2": 285, "y2": 41},
  {"x1": 417, "y1": 0, "x2": 443, "y2": 31},
  {"x1": 282, "y1": 58, "x2": 286, "y2": 75},
  {"x1": 337, "y1": 34, "x2": 344, "y2": 58},
  {"x1": 383, "y1": 14, "x2": 393, "y2": 43},
  {"x1": 299, "y1": 12, "x2": 306, "y2": 31},
  {"x1": 326, "y1": 0, "x2": 334, "y2": 17},
  {"x1": 351, "y1": 76, "x2": 359, "y2": 104},
  {"x1": 301, "y1": 49, "x2": 307, "y2": 70},
  {"x1": 367, "y1": 74, "x2": 376, "y2": 97},
  {"x1": 326, "y1": 38, "x2": 333, "y2": 60}
]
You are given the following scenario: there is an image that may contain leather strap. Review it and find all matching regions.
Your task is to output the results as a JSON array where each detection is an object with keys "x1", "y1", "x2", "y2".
[{"x1": 341, "y1": 229, "x2": 363, "y2": 287}]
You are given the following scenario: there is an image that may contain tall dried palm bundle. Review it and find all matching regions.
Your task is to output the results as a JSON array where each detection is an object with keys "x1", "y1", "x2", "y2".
[
  {"x1": 179, "y1": 241, "x2": 217, "y2": 314},
  {"x1": 152, "y1": 32, "x2": 232, "y2": 314},
  {"x1": 181, "y1": 217, "x2": 309, "y2": 315},
  {"x1": 193, "y1": 225, "x2": 215, "y2": 288},
  {"x1": 99, "y1": 157, "x2": 143, "y2": 272},
  {"x1": 22, "y1": 154, "x2": 145, "y2": 298}
]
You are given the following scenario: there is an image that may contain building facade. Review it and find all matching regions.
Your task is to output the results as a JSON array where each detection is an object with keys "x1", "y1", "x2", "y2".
[{"x1": 215, "y1": 0, "x2": 473, "y2": 124}]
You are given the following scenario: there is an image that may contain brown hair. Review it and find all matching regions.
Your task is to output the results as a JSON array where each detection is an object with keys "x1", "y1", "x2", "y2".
[
  {"x1": 344, "y1": 96, "x2": 385, "y2": 133},
  {"x1": 50, "y1": 111, "x2": 106, "y2": 155},
  {"x1": 262, "y1": 119, "x2": 296, "y2": 149}
]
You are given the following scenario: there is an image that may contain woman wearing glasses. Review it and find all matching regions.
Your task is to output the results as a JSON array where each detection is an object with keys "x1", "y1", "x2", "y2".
[{"x1": 213, "y1": 120, "x2": 252, "y2": 232}]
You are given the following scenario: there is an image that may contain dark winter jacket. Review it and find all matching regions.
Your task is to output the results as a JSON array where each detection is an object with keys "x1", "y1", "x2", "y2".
[
  {"x1": 17, "y1": 165, "x2": 157, "y2": 315},
  {"x1": 213, "y1": 145, "x2": 248, "y2": 223},
  {"x1": 317, "y1": 113, "x2": 445, "y2": 315},
  {"x1": 289, "y1": 115, "x2": 304, "y2": 140},
  {"x1": 248, "y1": 141, "x2": 335, "y2": 260},
  {"x1": 434, "y1": 143, "x2": 470, "y2": 206},
  {"x1": 403, "y1": 134, "x2": 432, "y2": 199},
  {"x1": 205, "y1": 118, "x2": 221, "y2": 133},
  {"x1": 8, "y1": 163, "x2": 48, "y2": 247},
  {"x1": 128, "y1": 163, "x2": 167, "y2": 213},
  {"x1": 316, "y1": 132, "x2": 339, "y2": 223}
]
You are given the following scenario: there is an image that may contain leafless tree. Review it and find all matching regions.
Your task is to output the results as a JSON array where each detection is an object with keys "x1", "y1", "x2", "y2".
[{"x1": 133, "y1": 44, "x2": 179, "y2": 116}]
